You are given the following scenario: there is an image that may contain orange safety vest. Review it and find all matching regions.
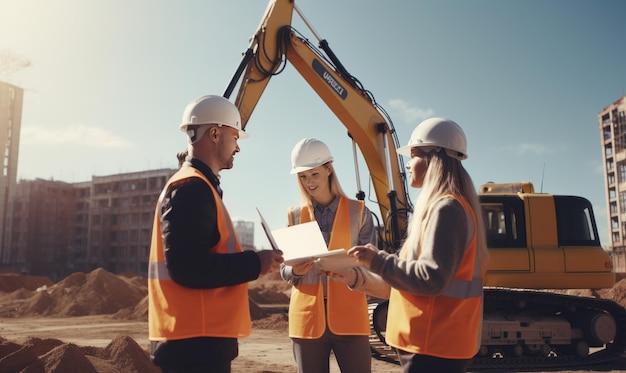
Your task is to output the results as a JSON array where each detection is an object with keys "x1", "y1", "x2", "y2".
[
  {"x1": 386, "y1": 195, "x2": 484, "y2": 359},
  {"x1": 148, "y1": 166, "x2": 251, "y2": 341},
  {"x1": 287, "y1": 197, "x2": 370, "y2": 338}
]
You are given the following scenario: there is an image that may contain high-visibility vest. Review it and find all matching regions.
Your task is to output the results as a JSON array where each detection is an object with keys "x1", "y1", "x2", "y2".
[
  {"x1": 386, "y1": 195, "x2": 484, "y2": 359},
  {"x1": 287, "y1": 197, "x2": 370, "y2": 338},
  {"x1": 148, "y1": 166, "x2": 251, "y2": 341}
]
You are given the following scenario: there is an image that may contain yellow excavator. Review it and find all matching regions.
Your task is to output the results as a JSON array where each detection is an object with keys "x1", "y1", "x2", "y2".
[{"x1": 223, "y1": 0, "x2": 626, "y2": 370}]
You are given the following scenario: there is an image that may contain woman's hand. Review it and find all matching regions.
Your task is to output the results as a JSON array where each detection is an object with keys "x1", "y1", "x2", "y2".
[
  {"x1": 347, "y1": 243, "x2": 378, "y2": 268},
  {"x1": 292, "y1": 259, "x2": 315, "y2": 276},
  {"x1": 325, "y1": 268, "x2": 357, "y2": 287}
]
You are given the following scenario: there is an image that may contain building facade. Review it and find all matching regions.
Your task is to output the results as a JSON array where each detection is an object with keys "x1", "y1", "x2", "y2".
[
  {"x1": 2, "y1": 168, "x2": 258, "y2": 280},
  {"x1": 599, "y1": 96, "x2": 626, "y2": 272},
  {"x1": 82, "y1": 169, "x2": 175, "y2": 277},
  {"x1": 3, "y1": 169, "x2": 176, "y2": 280},
  {"x1": 0, "y1": 81, "x2": 22, "y2": 258},
  {"x1": 3, "y1": 178, "x2": 75, "y2": 279},
  {"x1": 234, "y1": 220, "x2": 255, "y2": 251}
]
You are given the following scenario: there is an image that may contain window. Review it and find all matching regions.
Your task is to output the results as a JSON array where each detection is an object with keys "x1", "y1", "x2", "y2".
[
  {"x1": 620, "y1": 192, "x2": 626, "y2": 213},
  {"x1": 480, "y1": 196, "x2": 526, "y2": 248},
  {"x1": 554, "y1": 196, "x2": 599, "y2": 246},
  {"x1": 619, "y1": 163, "x2": 626, "y2": 183}
]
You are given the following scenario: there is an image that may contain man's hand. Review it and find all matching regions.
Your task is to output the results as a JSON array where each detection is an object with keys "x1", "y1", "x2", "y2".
[{"x1": 257, "y1": 250, "x2": 284, "y2": 276}]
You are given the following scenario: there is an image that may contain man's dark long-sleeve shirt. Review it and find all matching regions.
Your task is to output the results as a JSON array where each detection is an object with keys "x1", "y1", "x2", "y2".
[{"x1": 159, "y1": 158, "x2": 261, "y2": 288}]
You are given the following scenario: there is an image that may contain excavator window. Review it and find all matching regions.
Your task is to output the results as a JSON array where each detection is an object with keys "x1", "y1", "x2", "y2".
[
  {"x1": 480, "y1": 196, "x2": 526, "y2": 249},
  {"x1": 554, "y1": 196, "x2": 600, "y2": 246}
]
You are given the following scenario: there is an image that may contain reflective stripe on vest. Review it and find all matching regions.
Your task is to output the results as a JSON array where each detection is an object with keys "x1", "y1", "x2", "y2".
[
  {"x1": 287, "y1": 197, "x2": 370, "y2": 337},
  {"x1": 148, "y1": 166, "x2": 250, "y2": 340},
  {"x1": 441, "y1": 253, "x2": 482, "y2": 298},
  {"x1": 386, "y1": 195, "x2": 484, "y2": 358}
]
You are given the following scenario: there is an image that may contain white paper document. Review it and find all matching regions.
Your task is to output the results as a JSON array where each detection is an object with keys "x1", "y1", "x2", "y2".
[{"x1": 256, "y1": 208, "x2": 358, "y2": 270}]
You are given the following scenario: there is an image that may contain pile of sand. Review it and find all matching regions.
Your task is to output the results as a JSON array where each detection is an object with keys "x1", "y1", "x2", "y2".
[
  {"x1": 0, "y1": 335, "x2": 157, "y2": 373},
  {"x1": 0, "y1": 274, "x2": 53, "y2": 293},
  {"x1": 1, "y1": 269, "x2": 146, "y2": 318}
]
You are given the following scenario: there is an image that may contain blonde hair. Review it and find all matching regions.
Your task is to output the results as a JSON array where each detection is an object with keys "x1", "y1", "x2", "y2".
[
  {"x1": 296, "y1": 162, "x2": 348, "y2": 210},
  {"x1": 401, "y1": 149, "x2": 489, "y2": 274}
]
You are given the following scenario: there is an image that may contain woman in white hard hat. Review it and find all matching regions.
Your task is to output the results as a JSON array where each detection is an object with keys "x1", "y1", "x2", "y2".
[
  {"x1": 347, "y1": 118, "x2": 489, "y2": 373},
  {"x1": 280, "y1": 138, "x2": 377, "y2": 373}
]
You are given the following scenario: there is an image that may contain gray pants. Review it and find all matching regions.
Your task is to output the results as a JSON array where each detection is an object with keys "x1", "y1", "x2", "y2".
[{"x1": 291, "y1": 327, "x2": 372, "y2": 373}]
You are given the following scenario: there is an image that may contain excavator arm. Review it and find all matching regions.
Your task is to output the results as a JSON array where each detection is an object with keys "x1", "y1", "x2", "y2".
[{"x1": 224, "y1": 0, "x2": 409, "y2": 251}]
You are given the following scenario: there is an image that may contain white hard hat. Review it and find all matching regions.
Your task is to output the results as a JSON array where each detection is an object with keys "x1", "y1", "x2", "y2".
[
  {"x1": 290, "y1": 138, "x2": 334, "y2": 174},
  {"x1": 180, "y1": 95, "x2": 248, "y2": 143},
  {"x1": 397, "y1": 117, "x2": 467, "y2": 160}
]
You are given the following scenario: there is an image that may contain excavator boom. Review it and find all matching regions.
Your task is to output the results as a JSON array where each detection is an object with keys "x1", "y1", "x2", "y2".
[{"x1": 226, "y1": 0, "x2": 409, "y2": 250}]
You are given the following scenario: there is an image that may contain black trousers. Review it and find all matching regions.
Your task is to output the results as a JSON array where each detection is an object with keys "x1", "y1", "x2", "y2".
[
  {"x1": 397, "y1": 348, "x2": 472, "y2": 373},
  {"x1": 151, "y1": 337, "x2": 237, "y2": 373}
]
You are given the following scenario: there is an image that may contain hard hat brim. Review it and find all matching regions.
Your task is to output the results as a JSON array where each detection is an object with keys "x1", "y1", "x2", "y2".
[
  {"x1": 396, "y1": 145, "x2": 412, "y2": 157},
  {"x1": 180, "y1": 123, "x2": 250, "y2": 140},
  {"x1": 290, "y1": 159, "x2": 333, "y2": 174},
  {"x1": 396, "y1": 144, "x2": 467, "y2": 160},
  {"x1": 290, "y1": 165, "x2": 317, "y2": 174},
  {"x1": 238, "y1": 130, "x2": 250, "y2": 139}
]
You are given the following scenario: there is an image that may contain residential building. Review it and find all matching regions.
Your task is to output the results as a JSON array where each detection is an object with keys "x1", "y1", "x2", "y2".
[
  {"x1": 234, "y1": 220, "x2": 255, "y2": 251},
  {"x1": 2, "y1": 168, "x2": 259, "y2": 280},
  {"x1": 0, "y1": 81, "x2": 22, "y2": 258},
  {"x1": 3, "y1": 169, "x2": 175, "y2": 280},
  {"x1": 599, "y1": 96, "x2": 626, "y2": 272},
  {"x1": 82, "y1": 169, "x2": 175, "y2": 277},
  {"x1": 3, "y1": 178, "x2": 74, "y2": 280}
]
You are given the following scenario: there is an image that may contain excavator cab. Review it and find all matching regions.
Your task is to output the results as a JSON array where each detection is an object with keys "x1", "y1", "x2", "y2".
[{"x1": 480, "y1": 182, "x2": 614, "y2": 290}]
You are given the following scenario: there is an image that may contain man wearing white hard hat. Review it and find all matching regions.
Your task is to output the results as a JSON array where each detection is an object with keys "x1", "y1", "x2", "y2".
[{"x1": 148, "y1": 95, "x2": 284, "y2": 373}]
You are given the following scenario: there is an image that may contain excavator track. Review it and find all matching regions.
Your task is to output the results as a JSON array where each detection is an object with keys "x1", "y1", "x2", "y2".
[{"x1": 368, "y1": 289, "x2": 626, "y2": 371}]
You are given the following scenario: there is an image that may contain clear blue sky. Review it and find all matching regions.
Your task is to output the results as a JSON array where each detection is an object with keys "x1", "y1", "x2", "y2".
[{"x1": 1, "y1": 0, "x2": 625, "y2": 249}]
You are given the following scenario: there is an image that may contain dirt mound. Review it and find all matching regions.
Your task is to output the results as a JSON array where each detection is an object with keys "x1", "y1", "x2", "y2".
[
  {"x1": 0, "y1": 335, "x2": 158, "y2": 373},
  {"x1": 0, "y1": 273, "x2": 53, "y2": 293},
  {"x1": 252, "y1": 312, "x2": 289, "y2": 331},
  {"x1": 0, "y1": 268, "x2": 147, "y2": 318},
  {"x1": 599, "y1": 278, "x2": 626, "y2": 308},
  {"x1": 113, "y1": 294, "x2": 149, "y2": 321},
  {"x1": 550, "y1": 277, "x2": 626, "y2": 309}
]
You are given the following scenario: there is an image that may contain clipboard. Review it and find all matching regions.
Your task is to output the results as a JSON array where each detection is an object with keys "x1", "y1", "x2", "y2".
[
  {"x1": 256, "y1": 207, "x2": 280, "y2": 251},
  {"x1": 256, "y1": 207, "x2": 358, "y2": 270}
]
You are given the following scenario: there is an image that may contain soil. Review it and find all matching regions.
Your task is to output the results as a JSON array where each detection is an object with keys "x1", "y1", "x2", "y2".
[{"x1": 0, "y1": 269, "x2": 624, "y2": 372}]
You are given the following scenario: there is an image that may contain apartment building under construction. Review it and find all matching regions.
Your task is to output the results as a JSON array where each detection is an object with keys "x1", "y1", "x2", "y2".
[
  {"x1": 0, "y1": 81, "x2": 22, "y2": 260},
  {"x1": 599, "y1": 95, "x2": 626, "y2": 272},
  {"x1": 1, "y1": 167, "x2": 260, "y2": 280},
  {"x1": 3, "y1": 169, "x2": 177, "y2": 280}
]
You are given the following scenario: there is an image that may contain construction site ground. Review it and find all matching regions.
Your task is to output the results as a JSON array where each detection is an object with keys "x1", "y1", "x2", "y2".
[{"x1": 0, "y1": 270, "x2": 624, "y2": 372}]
